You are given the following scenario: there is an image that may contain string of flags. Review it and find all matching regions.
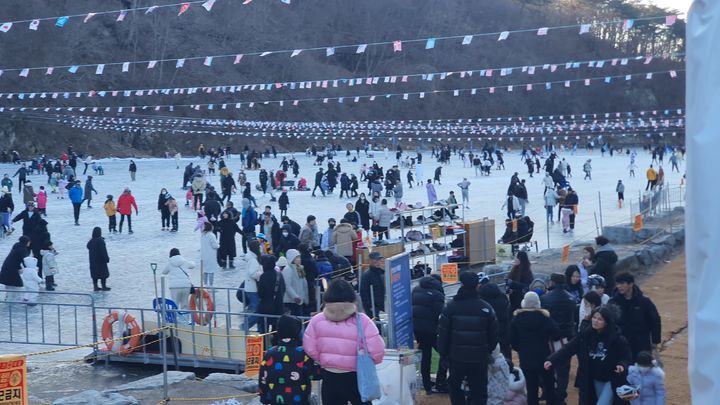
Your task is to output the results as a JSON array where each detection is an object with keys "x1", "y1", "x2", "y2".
[
  {"x1": 0, "y1": 0, "x2": 291, "y2": 34},
  {"x1": 0, "y1": 14, "x2": 679, "y2": 78},
  {"x1": 0, "y1": 69, "x2": 683, "y2": 114},
  {"x1": 1, "y1": 52, "x2": 683, "y2": 102}
]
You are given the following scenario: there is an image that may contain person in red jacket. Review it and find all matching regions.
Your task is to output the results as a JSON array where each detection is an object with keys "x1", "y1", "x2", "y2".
[{"x1": 117, "y1": 188, "x2": 139, "y2": 234}]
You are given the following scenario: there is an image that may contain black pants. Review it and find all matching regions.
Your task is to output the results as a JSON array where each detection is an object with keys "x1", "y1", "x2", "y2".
[
  {"x1": 72, "y1": 203, "x2": 81, "y2": 223},
  {"x1": 108, "y1": 215, "x2": 116, "y2": 232},
  {"x1": 553, "y1": 356, "x2": 571, "y2": 402},
  {"x1": 18, "y1": 179, "x2": 25, "y2": 193},
  {"x1": 416, "y1": 331, "x2": 448, "y2": 391},
  {"x1": 221, "y1": 193, "x2": 231, "y2": 204},
  {"x1": 320, "y1": 369, "x2": 371, "y2": 405},
  {"x1": 93, "y1": 278, "x2": 108, "y2": 289},
  {"x1": 119, "y1": 214, "x2": 132, "y2": 232},
  {"x1": 170, "y1": 212, "x2": 178, "y2": 230},
  {"x1": 375, "y1": 226, "x2": 389, "y2": 240},
  {"x1": 449, "y1": 360, "x2": 488, "y2": 405},
  {"x1": 241, "y1": 231, "x2": 254, "y2": 254},
  {"x1": 523, "y1": 366, "x2": 555, "y2": 405},
  {"x1": 569, "y1": 212, "x2": 576, "y2": 229},
  {"x1": 161, "y1": 210, "x2": 170, "y2": 228}
]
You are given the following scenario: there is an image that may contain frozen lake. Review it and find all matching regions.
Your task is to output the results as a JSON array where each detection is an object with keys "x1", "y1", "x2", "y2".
[{"x1": 0, "y1": 146, "x2": 684, "y2": 359}]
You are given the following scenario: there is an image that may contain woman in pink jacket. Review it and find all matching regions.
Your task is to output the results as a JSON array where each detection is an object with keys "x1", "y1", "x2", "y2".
[{"x1": 303, "y1": 279, "x2": 385, "y2": 405}]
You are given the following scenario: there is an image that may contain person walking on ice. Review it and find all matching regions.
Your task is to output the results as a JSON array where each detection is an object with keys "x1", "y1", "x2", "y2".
[
  {"x1": 583, "y1": 159, "x2": 592, "y2": 180},
  {"x1": 616, "y1": 180, "x2": 625, "y2": 209},
  {"x1": 457, "y1": 178, "x2": 470, "y2": 209}
]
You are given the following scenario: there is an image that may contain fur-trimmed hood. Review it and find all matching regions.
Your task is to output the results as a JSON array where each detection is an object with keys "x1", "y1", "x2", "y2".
[
  {"x1": 512, "y1": 308, "x2": 550, "y2": 317},
  {"x1": 323, "y1": 302, "x2": 357, "y2": 322}
]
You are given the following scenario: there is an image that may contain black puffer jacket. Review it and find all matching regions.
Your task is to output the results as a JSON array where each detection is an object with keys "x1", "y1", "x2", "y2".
[
  {"x1": 609, "y1": 285, "x2": 661, "y2": 358},
  {"x1": 437, "y1": 287, "x2": 498, "y2": 363},
  {"x1": 478, "y1": 282, "x2": 510, "y2": 350},
  {"x1": 0, "y1": 242, "x2": 29, "y2": 287},
  {"x1": 510, "y1": 308, "x2": 562, "y2": 369},
  {"x1": 412, "y1": 276, "x2": 445, "y2": 336},
  {"x1": 592, "y1": 244, "x2": 618, "y2": 293},
  {"x1": 541, "y1": 285, "x2": 578, "y2": 339}
]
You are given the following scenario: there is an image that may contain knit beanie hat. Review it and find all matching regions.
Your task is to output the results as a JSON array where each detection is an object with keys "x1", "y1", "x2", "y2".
[
  {"x1": 277, "y1": 315, "x2": 302, "y2": 340},
  {"x1": 521, "y1": 291, "x2": 541, "y2": 309}
]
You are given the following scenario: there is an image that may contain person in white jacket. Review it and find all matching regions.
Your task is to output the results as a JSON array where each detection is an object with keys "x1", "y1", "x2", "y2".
[
  {"x1": 40, "y1": 242, "x2": 59, "y2": 291},
  {"x1": 281, "y1": 249, "x2": 309, "y2": 316},
  {"x1": 162, "y1": 248, "x2": 196, "y2": 309},
  {"x1": 21, "y1": 256, "x2": 43, "y2": 305},
  {"x1": 199, "y1": 222, "x2": 219, "y2": 286},
  {"x1": 243, "y1": 239, "x2": 264, "y2": 331}
]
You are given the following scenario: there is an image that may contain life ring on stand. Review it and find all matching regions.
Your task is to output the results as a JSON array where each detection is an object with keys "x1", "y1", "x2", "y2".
[
  {"x1": 101, "y1": 311, "x2": 141, "y2": 355},
  {"x1": 188, "y1": 289, "x2": 214, "y2": 325}
]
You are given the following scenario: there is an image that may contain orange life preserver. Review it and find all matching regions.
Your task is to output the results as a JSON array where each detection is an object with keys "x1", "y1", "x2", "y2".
[
  {"x1": 188, "y1": 289, "x2": 214, "y2": 325},
  {"x1": 101, "y1": 311, "x2": 141, "y2": 355}
]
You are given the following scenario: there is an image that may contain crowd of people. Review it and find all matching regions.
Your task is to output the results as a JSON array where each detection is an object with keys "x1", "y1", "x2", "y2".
[{"x1": 0, "y1": 142, "x2": 679, "y2": 405}]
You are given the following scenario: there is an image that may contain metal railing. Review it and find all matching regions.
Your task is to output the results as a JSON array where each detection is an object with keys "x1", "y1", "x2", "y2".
[{"x1": 628, "y1": 184, "x2": 685, "y2": 223}]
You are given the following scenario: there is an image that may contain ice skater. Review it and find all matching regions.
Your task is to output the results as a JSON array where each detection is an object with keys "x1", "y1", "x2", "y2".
[
  {"x1": 616, "y1": 180, "x2": 625, "y2": 209},
  {"x1": 457, "y1": 178, "x2": 470, "y2": 208}
]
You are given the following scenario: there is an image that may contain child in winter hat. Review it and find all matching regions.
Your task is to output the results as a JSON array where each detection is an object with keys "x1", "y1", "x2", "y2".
[{"x1": 626, "y1": 351, "x2": 666, "y2": 404}]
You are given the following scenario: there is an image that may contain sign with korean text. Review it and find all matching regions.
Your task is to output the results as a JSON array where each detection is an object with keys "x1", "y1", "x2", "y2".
[
  {"x1": 245, "y1": 336, "x2": 264, "y2": 377},
  {"x1": 440, "y1": 263, "x2": 459, "y2": 283},
  {"x1": 0, "y1": 355, "x2": 27, "y2": 405}
]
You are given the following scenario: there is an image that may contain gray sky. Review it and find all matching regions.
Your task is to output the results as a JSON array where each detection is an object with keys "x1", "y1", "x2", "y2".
[{"x1": 641, "y1": 0, "x2": 691, "y2": 12}]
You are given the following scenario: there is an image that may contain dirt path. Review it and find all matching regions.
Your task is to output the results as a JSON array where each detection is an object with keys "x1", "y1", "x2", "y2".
[{"x1": 417, "y1": 254, "x2": 689, "y2": 405}]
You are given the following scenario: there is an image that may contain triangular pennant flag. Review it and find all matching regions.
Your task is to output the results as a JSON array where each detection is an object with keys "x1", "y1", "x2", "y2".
[
  {"x1": 145, "y1": 6, "x2": 158, "y2": 14},
  {"x1": 204, "y1": 56, "x2": 213, "y2": 66},
  {"x1": 19, "y1": 69, "x2": 29, "y2": 78},
  {"x1": 579, "y1": 24, "x2": 591, "y2": 34},
  {"x1": 0, "y1": 22, "x2": 13, "y2": 32},
  {"x1": 291, "y1": 49, "x2": 302, "y2": 57},
  {"x1": 243, "y1": 0, "x2": 252, "y2": 4},
  {"x1": 234, "y1": 54, "x2": 243, "y2": 64},
  {"x1": 178, "y1": 3, "x2": 191, "y2": 16},
  {"x1": 585, "y1": 78, "x2": 591, "y2": 85},
  {"x1": 122, "y1": 62, "x2": 130, "y2": 72},
  {"x1": 425, "y1": 38, "x2": 436, "y2": 49},
  {"x1": 393, "y1": 40, "x2": 402, "y2": 52},
  {"x1": 537, "y1": 27, "x2": 548, "y2": 36},
  {"x1": 528, "y1": 66, "x2": 536, "y2": 75},
  {"x1": 625, "y1": 75, "x2": 631, "y2": 81},
  {"x1": 526, "y1": 84, "x2": 532, "y2": 91},
  {"x1": 68, "y1": 66, "x2": 79, "y2": 74},
  {"x1": 260, "y1": 51, "x2": 272, "y2": 56},
  {"x1": 666, "y1": 15, "x2": 677, "y2": 26},
  {"x1": 29, "y1": 20, "x2": 40, "y2": 30},
  {"x1": 462, "y1": 35, "x2": 472, "y2": 45},
  {"x1": 326, "y1": 47, "x2": 335, "y2": 56},
  {"x1": 84, "y1": 13, "x2": 96, "y2": 23},
  {"x1": 176, "y1": 59, "x2": 185, "y2": 68},
  {"x1": 356, "y1": 44, "x2": 367, "y2": 53},
  {"x1": 507, "y1": 86, "x2": 513, "y2": 92},
  {"x1": 117, "y1": 10, "x2": 128, "y2": 22},
  {"x1": 498, "y1": 31, "x2": 509, "y2": 40},
  {"x1": 46, "y1": 67, "x2": 54, "y2": 75},
  {"x1": 564, "y1": 80, "x2": 570, "y2": 88},
  {"x1": 623, "y1": 19, "x2": 634, "y2": 30},
  {"x1": 646, "y1": 73, "x2": 653, "y2": 79},
  {"x1": 96, "y1": 64, "x2": 105, "y2": 75},
  {"x1": 670, "y1": 70, "x2": 677, "y2": 78},
  {"x1": 489, "y1": 87, "x2": 495, "y2": 94},
  {"x1": 644, "y1": 56, "x2": 653, "y2": 64},
  {"x1": 148, "y1": 60, "x2": 157, "y2": 69},
  {"x1": 202, "y1": 0, "x2": 217, "y2": 11},
  {"x1": 55, "y1": 17, "x2": 69, "y2": 27}
]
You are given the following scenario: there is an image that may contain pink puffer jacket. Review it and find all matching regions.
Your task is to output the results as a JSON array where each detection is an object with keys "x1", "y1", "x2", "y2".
[{"x1": 303, "y1": 302, "x2": 385, "y2": 371}]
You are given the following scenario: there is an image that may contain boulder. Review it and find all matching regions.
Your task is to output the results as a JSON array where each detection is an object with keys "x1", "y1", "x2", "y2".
[
  {"x1": 204, "y1": 373, "x2": 258, "y2": 393},
  {"x1": 109, "y1": 371, "x2": 195, "y2": 392},
  {"x1": 602, "y1": 226, "x2": 635, "y2": 244},
  {"x1": 635, "y1": 249, "x2": 654, "y2": 266},
  {"x1": 615, "y1": 255, "x2": 640, "y2": 274},
  {"x1": 53, "y1": 390, "x2": 138, "y2": 405},
  {"x1": 650, "y1": 234, "x2": 675, "y2": 247}
]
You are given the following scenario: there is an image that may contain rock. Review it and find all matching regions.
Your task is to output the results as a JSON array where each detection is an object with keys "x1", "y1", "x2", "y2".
[
  {"x1": 650, "y1": 234, "x2": 675, "y2": 246},
  {"x1": 635, "y1": 250, "x2": 653, "y2": 266},
  {"x1": 671, "y1": 228, "x2": 685, "y2": 242},
  {"x1": 204, "y1": 373, "x2": 258, "y2": 393},
  {"x1": 615, "y1": 255, "x2": 640, "y2": 274},
  {"x1": 648, "y1": 245, "x2": 670, "y2": 262},
  {"x1": 53, "y1": 390, "x2": 138, "y2": 405},
  {"x1": 109, "y1": 371, "x2": 195, "y2": 392},
  {"x1": 602, "y1": 225, "x2": 635, "y2": 244}
]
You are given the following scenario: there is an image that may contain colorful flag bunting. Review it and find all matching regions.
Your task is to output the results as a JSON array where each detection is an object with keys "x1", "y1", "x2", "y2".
[
  {"x1": 545, "y1": 82, "x2": 552, "y2": 90},
  {"x1": 670, "y1": 70, "x2": 677, "y2": 78},
  {"x1": 462, "y1": 35, "x2": 472, "y2": 45},
  {"x1": 528, "y1": 66, "x2": 536, "y2": 75},
  {"x1": 202, "y1": 0, "x2": 217, "y2": 11},
  {"x1": 623, "y1": 19, "x2": 634, "y2": 30},
  {"x1": 234, "y1": 54, "x2": 243, "y2": 64},
  {"x1": 0, "y1": 22, "x2": 13, "y2": 32},
  {"x1": 243, "y1": 0, "x2": 252, "y2": 4},
  {"x1": 96, "y1": 64, "x2": 104, "y2": 75},
  {"x1": 326, "y1": 47, "x2": 335, "y2": 56},
  {"x1": 393, "y1": 40, "x2": 402, "y2": 52},
  {"x1": 68, "y1": 65, "x2": 79, "y2": 74},
  {"x1": 646, "y1": 73, "x2": 653, "y2": 79},
  {"x1": 666, "y1": 15, "x2": 677, "y2": 26},
  {"x1": 117, "y1": 10, "x2": 128, "y2": 22},
  {"x1": 526, "y1": 84, "x2": 532, "y2": 91},
  {"x1": 46, "y1": 67, "x2": 54, "y2": 75},
  {"x1": 537, "y1": 27, "x2": 548, "y2": 36},
  {"x1": 356, "y1": 44, "x2": 367, "y2": 53},
  {"x1": 498, "y1": 31, "x2": 509, "y2": 40},
  {"x1": 148, "y1": 60, "x2": 157, "y2": 69},
  {"x1": 55, "y1": 17, "x2": 69, "y2": 27},
  {"x1": 179, "y1": 3, "x2": 190, "y2": 15},
  {"x1": 564, "y1": 80, "x2": 570, "y2": 87},
  {"x1": 644, "y1": 56, "x2": 653, "y2": 64},
  {"x1": 579, "y1": 24, "x2": 591, "y2": 34},
  {"x1": 425, "y1": 38, "x2": 436, "y2": 49},
  {"x1": 145, "y1": 6, "x2": 158, "y2": 14},
  {"x1": 585, "y1": 78, "x2": 591, "y2": 85},
  {"x1": 176, "y1": 59, "x2": 185, "y2": 68},
  {"x1": 19, "y1": 68, "x2": 29, "y2": 77},
  {"x1": 122, "y1": 62, "x2": 130, "y2": 72},
  {"x1": 29, "y1": 20, "x2": 39, "y2": 30},
  {"x1": 489, "y1": 87, "x2": 495, "y2": 93},
  {"x1": 507, "y1": 86, "x2": 513, "y2": 92},
  {"x1": 260, "y1": 51, "x2": 272, "y2": 56},
  {"x1": 291, "y1": 49, "x2": 302, "y2": 57},
  {"x1": 84, "y1": 13, "x2": 96, "y2": 23},
  {"x1": 204, "y1": 56, "x2": 213, "y2": 66}
]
